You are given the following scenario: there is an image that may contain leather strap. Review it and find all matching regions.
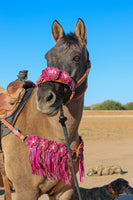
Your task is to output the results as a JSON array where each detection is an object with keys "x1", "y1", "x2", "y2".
[
  {"x1": 75, "y1": 63, "x2": 90, "y2": 88},
  {"x1": 66, "y1": 62, "x2": 91, "y2": 104},
  {"x1": 72, "y1": 86, "x2": 87, "y2": 101},
  {"x1": 1, "y1": 118, "x2": 26, "y2": 140}
]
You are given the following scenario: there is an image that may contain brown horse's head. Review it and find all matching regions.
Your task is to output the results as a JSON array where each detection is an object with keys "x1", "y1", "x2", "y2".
[{"x1": 36, "y1": 18, "x2": 91, "y2": 116}]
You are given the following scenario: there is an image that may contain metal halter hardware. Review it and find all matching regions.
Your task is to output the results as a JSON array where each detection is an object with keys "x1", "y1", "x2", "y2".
[{"x1": 36, "y1": 63, "x2": 91, "y2": 104}]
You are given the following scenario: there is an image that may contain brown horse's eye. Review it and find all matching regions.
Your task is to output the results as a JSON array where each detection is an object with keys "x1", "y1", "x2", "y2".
[{"x1": 73, "y1": 56, "x2": 80, "y2": 62}]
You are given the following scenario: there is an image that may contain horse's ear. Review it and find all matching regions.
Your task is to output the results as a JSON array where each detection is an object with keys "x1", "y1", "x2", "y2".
[
  {"x1": 52, "y1": 20, "x2": 65, "y2": 43},
  {"x1": 75, "y1": 18, "x2": 87, "y2": 46}
]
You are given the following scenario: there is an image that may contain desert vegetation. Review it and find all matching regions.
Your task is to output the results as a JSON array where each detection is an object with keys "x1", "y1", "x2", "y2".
[{"x1": 84, "y1": 100, "x2": 133, "y2": 110}]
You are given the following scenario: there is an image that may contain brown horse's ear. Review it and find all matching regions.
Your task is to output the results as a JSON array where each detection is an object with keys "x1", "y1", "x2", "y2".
[
  {"x1": 52, "y1": 20, "x2": 65, "y2": 43},
  {"x1": 75, "y1": 18, "x2": 87, "y2": 46}
]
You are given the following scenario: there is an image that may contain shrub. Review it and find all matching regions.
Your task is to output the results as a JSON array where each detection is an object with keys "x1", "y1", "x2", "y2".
[
  {"x1": 124, "y1": 102, "x2": 133, "y2": 110},
  {"x1": 93, "y1": 100, "x2": 125, "y2": 110},
  {"x1": 83, "y1": 106, "x2": 90, "y2": 110}
]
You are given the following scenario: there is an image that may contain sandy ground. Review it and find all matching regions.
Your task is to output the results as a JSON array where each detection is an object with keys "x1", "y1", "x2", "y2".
[{"x1": 0, "y1": 110, "x2": 133, "y2": 199}]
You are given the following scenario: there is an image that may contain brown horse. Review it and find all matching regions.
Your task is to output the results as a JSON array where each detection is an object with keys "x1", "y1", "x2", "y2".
[{"x1": 2, "y1": 18, "x2": 91, "y2": 200}]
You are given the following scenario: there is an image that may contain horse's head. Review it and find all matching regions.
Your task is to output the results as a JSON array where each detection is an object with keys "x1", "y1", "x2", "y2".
[{"x1": 36, "y1": 18, "x2": 91, "y2": 116}]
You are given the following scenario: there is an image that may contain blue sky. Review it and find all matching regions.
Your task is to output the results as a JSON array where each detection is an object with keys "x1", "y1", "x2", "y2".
[{"x1": 0, "y1": 0, "x2": 133, "y2": 106}]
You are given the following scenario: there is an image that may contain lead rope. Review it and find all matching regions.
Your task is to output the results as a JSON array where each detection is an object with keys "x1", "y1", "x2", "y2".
[{"x1": 59, "y1": 105, "x2": 82, "y2": 200}]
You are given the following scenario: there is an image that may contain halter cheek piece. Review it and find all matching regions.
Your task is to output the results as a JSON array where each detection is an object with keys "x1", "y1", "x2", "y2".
[{"x1": 36, "y1": 63, "x2": 91, "y2": 104}]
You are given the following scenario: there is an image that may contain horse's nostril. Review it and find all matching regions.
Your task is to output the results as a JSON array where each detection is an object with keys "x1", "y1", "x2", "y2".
[
  {"x1": 45, "y1": 91, "x2": 56, "y2": 105},
  {"x1": 46, "y1": 93, "x2": 54, "y2": 102}
]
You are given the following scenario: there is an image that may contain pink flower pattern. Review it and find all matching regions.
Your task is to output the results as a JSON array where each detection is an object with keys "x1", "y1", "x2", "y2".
[
  {"x1": 42, "y1": 67, "x2": 60, "y2": 81},
  {"x1": 59, "y1": 71, "x2": 72, "y2": 84},
  {"x1": 38, "y1": 138, "x2": 48, "y2": 151},
  {"x1": 48, "y1": 141, "x2": 58, "y2": 153},
  {"x1": 27, "y1": 135, "x2": 39, "y2": 148}
]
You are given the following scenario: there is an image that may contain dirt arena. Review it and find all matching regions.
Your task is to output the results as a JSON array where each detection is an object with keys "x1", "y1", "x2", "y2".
[{"x1": 0, "y1": 110, "x2": 133, "y2": 199}]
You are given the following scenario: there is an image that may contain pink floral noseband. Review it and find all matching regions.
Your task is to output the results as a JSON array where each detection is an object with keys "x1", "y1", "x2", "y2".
[
  {"x1": 36, "y1": 65, "x2": 90, "y2": 103},
  {"x1": 36, "y1": 67, "x2": 76, "y2": 98}
]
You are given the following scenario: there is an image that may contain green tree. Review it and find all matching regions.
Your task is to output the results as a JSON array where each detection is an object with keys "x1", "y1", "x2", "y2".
[
  {"x1": 83, "y1": 106, "x2": 90, "y2": 110},
  {"x1": 93, "y1": 100, "x2": 125, "y2": 110},
  {"x1": 124, "y1": 102, "x2": 133, "y2": 110}
]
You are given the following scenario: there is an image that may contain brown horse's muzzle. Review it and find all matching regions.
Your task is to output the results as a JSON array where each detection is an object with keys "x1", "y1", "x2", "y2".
[{"x1": 36, "y1": 83, "x2": 63, "y2": 116}]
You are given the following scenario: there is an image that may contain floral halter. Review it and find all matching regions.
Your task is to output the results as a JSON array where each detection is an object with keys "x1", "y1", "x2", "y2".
[{"x1": 36, "y1": 67, "x2": 75, "y2": 92}]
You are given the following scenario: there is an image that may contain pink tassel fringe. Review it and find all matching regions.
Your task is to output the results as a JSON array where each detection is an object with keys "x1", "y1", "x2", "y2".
[{"x1": 27, "y1": 135, "x2": 84, "y2": 185}]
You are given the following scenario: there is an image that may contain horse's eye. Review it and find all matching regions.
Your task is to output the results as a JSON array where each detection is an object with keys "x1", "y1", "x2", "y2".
[{"x1": 73, "y1": 56, "x2": 80, "y2": 62}]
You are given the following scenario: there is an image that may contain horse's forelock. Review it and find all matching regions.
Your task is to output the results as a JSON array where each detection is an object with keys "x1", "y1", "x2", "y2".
[{"x1": 62, "y1": 32, "x2": 79, "y2": 46}]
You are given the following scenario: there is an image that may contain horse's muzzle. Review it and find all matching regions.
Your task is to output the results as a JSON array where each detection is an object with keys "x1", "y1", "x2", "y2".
[{"x1": 36, "y1": 89, "x2": 62, "y2": 116}]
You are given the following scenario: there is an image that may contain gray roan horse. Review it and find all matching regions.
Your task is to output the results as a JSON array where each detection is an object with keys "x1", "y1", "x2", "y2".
[{"x1": 2, "y1": 18, "x2": 91, "y2": 200}]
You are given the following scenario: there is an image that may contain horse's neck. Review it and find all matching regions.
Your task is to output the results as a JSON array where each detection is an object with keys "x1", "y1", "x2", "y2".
[{"x1": 20, "y1": 89, "x2": 84, "y2": 146}]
